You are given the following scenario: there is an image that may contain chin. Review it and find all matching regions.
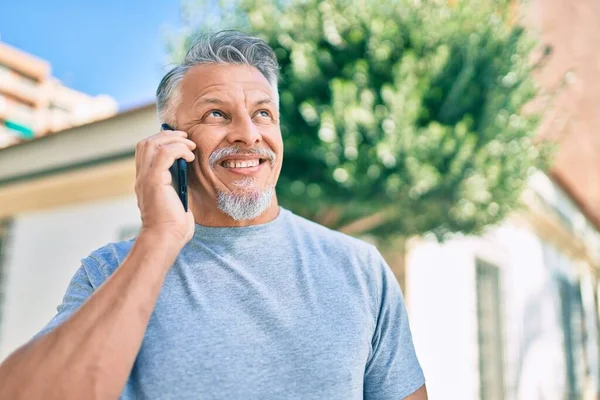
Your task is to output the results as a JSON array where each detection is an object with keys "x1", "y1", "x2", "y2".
[{"x1": 216, "y1": 185, "x2": 274, "y2": 221}]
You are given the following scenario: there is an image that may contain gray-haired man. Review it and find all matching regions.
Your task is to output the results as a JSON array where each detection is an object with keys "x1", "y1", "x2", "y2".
[{"x1": 0, "y1": 31, "x2": 427, "y2": 400}]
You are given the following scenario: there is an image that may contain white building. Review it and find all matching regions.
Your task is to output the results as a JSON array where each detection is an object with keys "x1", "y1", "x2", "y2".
[
  {"x1": 0, "y1": 104, "x2": 598, "y2": 399},
  {"x1": 407, "y1": 173, "x2": 600, "y2": 399},
  {"x1": 0, "y1": 40, "x2": 118, "y2": 148}
]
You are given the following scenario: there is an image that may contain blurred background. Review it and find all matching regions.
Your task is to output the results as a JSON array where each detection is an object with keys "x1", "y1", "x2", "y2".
[{"x1": 0, "y1": 0, "x2": 599, "y2": 399}]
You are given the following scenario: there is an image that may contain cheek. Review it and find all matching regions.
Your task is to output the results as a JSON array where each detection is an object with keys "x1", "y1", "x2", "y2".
[
  {"x1": 196, "y1": 145, "x2": 213, "y2": 163},
  {"x1": 191, "y1": 139, "x2": 221, "y2": 167},
  {"x1": 193, "y1": 146, "x2": 219, "y2": 176},
  {"x1": 189, "y1": 127, "x2": 225, "y2": 157},
  {"x1": 262, "y1": 129, "x2": 283, "y2": 153}
]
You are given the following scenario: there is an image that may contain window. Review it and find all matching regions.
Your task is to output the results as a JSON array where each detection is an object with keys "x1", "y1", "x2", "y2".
[
  {"x1": 543, "y1": 242, "x2": 587, "y2": 398},
  {"x1": 475, "y1": 259, "x2": 506, "y2": 400},
  {"x1": 557, "y1": 275, "x2": 585, "y2": 399}
]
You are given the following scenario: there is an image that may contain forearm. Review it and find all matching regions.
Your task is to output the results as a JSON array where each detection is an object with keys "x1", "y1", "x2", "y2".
[{"x1": 0, "y1": 230, "x2": 183, "y2": 400}]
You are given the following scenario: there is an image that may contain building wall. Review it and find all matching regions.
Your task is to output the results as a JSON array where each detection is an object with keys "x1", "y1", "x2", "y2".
[
  {"x1": 406, "y1": 238, "x2": 480, "y2": 399},
  {"x1": 407, "y1": 174, "x2": 600, "y2": 400},
  {"x1": 407, "y1": 223, "x2": 585, "y2": 399},
  {"x1": 0, "y1": 194, "x2": 140, "y2": 360}
]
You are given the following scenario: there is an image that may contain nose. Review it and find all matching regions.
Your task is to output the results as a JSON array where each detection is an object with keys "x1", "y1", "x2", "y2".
[{"x1": 226, "y1": 114, "x2": 261, "y2": 146}]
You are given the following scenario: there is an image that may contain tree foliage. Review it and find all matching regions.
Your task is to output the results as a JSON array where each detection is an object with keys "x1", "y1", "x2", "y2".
[{"x1": 168, "y1": 0, "x2": 551, "y2": 239}]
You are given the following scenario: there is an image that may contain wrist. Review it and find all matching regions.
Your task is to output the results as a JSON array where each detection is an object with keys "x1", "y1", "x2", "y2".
[
  {"x1": 134, "y1": 228, "x2": 186, "y2": 264},
  {"x1": 138, "y1": 226, "x2": 188, "y2": 248}
]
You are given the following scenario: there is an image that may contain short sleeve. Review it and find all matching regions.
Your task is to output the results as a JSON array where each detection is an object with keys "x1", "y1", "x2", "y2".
[
  {"x1": 363, "y1": 250, "x2": 425, "y2": 399},
  {"x1": 33, "y1": 257, "x2": 103, "y2": 340}
]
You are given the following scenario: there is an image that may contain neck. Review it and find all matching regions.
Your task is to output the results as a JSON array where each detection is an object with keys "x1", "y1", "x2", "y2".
[{"x1": 189, "y1": 191, "x2": 280, "y2": 227}]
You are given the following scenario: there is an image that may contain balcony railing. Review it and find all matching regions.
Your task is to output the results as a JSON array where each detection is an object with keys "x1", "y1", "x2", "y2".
[
  {"x1": 0, "y1": 66, "x2": 41, "y2": 105},
  {"x1": 0, "y1": 95, "x2": 37, "y2": 128}
]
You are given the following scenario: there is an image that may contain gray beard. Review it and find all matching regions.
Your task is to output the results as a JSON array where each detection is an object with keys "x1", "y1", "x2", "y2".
[
  {"x1": 208, "y1": 146, "x2": 278, "y2": 221},
  {"x1": 216, "y1": 181, "x2": 274, "y2": 221}
]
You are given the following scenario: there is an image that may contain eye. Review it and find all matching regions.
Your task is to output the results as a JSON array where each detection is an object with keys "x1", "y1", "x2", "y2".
[
  {"x1": 207, "y1": 110, "x2": 225, "y2": 119},
  {"x1": 256, "y1": 110, "x2": 271, "y2": 118}
]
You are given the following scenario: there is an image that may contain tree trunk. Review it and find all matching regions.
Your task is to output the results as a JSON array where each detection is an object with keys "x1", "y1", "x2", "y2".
[{"x1": 378, "y1": 236, "x2": 408, "y2": 296}]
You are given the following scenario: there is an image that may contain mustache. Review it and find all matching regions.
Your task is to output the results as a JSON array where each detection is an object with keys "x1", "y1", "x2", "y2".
[{"x1": 208, "y1": 146, "x2": 277, "y2": 169}]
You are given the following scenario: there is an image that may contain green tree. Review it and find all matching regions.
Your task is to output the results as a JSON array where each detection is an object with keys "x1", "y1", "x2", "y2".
[{"x1": 168, "y1": 0, "x2": 551, "y2": 283}]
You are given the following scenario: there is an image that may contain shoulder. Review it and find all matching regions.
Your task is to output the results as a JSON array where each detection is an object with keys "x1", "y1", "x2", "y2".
[
  {"x1": 81, "y1": 239, "x2": 135, "y2": 288},
  {"x1": 282, "y1": 209, "x2": 392, "y2": 321},
  {"x1": 282, "y1": 208, "x2": 383, "y2": 266}
]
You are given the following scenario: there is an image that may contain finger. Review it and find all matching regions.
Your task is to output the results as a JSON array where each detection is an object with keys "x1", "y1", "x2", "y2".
[
  {"x1": 151, "y1": 142, "x2": 196, "y2": 172},
  {"x1": 156, "y1": 129, "x2": 189, "y2": 138},
  {"x1": 147, "y1": 133, "x2": 195, "y2": 149},
  {"x1": 135, "y1": 130, "x2": 195, "y2": 177},
  {"x1": 138, "y1": 131, "x2": 193, "y2": 162},
  {"x1": 135, "y1": 140, "x2": 147, "y2": 178},
  {"x1": 137, "y1": 137, "x2": 196, "y2": 173},
  {"x1": 159, "y1": 129, "x2": 189, "y2": 138},
  {"x1": 163, "y1": 129, "x2": 189, "y2": 138},
  {"x1": 149, "y1": 141, "x2": 196, "y2": 167}
]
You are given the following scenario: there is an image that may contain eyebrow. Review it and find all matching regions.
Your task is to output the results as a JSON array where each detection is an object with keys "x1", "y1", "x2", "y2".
[
  {"x1": 255, "y1": 98, "x2": 277, "y2": 107},
  {"x1": 193, "y1": 97, "x2": 277, "y2": 108}
]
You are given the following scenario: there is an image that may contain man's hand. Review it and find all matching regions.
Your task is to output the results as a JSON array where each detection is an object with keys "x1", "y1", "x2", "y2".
[{"x1": 135, "y1": 129, "x2": 196, "y2": 244}]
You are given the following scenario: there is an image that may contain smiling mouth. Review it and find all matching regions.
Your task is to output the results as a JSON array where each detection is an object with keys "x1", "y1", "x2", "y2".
[{"x1": 220, "y1": 158, "x2": 268, "y2": 169}]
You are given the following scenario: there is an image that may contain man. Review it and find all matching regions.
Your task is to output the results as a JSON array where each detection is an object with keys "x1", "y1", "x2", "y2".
[{"x1": 0, "y1": 30, "x2": 426, "y2": 399}]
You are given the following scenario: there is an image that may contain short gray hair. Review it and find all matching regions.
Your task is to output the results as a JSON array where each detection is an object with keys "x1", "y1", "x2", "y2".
[{"x1": 156, "y1": 30, "x2": 280, "y2": 124}]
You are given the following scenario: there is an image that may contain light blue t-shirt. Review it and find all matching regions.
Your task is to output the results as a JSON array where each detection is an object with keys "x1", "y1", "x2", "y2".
[{"x1": 38, "y1": 207, "x2": 425, "y2": 399}]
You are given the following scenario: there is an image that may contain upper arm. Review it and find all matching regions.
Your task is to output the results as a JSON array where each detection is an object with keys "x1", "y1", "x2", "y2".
[
  {"x1": 403, "y1": 384, "x2": 428, "y2": 400},
  {"x1": 363, "y1": 248, "x2": 426, "y2": 400}
]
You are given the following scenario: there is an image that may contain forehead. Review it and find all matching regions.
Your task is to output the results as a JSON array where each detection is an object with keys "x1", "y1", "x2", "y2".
[{"x1": 180, "y1": 63, "x2": 275, "y2": 104}]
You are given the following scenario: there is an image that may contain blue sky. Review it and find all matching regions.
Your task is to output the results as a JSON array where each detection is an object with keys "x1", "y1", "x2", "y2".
[{"x1": 0, "y1": 0, "x2": 183, "y2": 110}]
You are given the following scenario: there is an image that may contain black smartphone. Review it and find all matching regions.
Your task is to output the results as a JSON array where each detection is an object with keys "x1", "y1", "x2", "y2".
[{"x1": 161, "y1": 123, "x2": 188, "y2": 212}]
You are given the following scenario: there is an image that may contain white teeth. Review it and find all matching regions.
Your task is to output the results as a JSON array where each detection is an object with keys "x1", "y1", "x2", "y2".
[{"x1": 222, "y1": 159, "x2": 260, "y2": 168}]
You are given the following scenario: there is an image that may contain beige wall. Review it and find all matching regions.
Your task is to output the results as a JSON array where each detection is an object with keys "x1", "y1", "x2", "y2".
[{"x1": 0, "y1": 195, "x2": 141, "y2": 360}]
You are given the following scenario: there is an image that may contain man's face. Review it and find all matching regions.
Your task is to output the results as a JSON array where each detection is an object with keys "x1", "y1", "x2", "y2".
[{"x1": 175, "y1": 63, "x2": 283, "y2": 219}]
